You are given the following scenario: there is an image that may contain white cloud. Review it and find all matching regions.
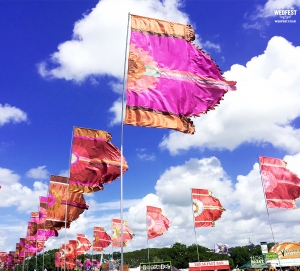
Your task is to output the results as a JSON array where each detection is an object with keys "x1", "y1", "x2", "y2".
[
  {"x1": 160, "y1": 36, "x2": 300, "y2": 155},
  {"x1": 258, "y1": 0, "x2": 300, "y2": 18},
  {"x1": 26, "y1": 165, "x2": 49, "y2": 180},
  {"x1": 37, "y1": 0, "x2": 193, "y2": 83},
  {"x1": 108, "y1": 98, "x2": 124, "y2": 126},
  {"x1": 0, "y1": 104, "x2": 27, "y2": 126},
  {"x1": 0, "y1": 167, "x2": 48, "y2": 211}
]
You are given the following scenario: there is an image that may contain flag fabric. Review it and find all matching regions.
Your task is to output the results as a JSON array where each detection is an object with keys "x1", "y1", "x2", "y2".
[
  {"x1": 147, "y1": 206, "x2": 171, "y2": 239},
  {"x1": 215, "y1": 243, "x2": 229, "y2": 254},
  {"x1": 259, "y1": 156, "x2": 300, "y2": 209},
  {"x1": 76, "y1": 234, "x2": 92, "y2": 255},
  {"x1": 192, "y1": 188, "x2": 225, "y2": 227},
  {"x1": 93, "y1": 227, "x2": 112, "y2": 252},
  {"x1": 18, "y1": 238, "x2": 25, "y2": 258},
  {"x1": 69, "y1": 127, "x2": 129, "y2": 194},
  {"x1": 65, "y1": 240, "x2": 77, "y2": 260},
  {"x1": 124, "y1": 14, "x2": 236, "y2": 134},
  {"x1": 29, "y1": 211, "x2": 58, "y2": 240},
  {"x1": 111, "y1": 219, "x2": 134, "y2": 247},
  {"x1": 47, "y1": 175, "x2": 89, "y2": 222}
]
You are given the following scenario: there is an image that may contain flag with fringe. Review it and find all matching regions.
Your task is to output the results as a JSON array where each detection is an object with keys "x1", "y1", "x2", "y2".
[{"x1": 125, "y1": 14, "x2": 236, "y2": 134}]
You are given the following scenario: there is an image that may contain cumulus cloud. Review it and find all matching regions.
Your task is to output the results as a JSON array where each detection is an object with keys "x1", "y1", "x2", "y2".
[
  {"x1": 160, "y1": 36, "x2": 300, "y2": 155},
  {"x1": 0, "y1": 167, "x2": 48, "y2": 211},
  {"x1": 26, "y1": 165, "x2": 49, "y2": 180},
  {"x1": 37, "y1": 0, "x2": 195, "y2": 83},
  {"x1": 257, "y1": 0, "x2": 300, "y2": 18},
  {"x1": 0, "y1": 104, "x2": 28, "y2": 126}
]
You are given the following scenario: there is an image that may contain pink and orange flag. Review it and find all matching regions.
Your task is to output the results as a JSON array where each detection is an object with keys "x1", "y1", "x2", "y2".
[
  {"x1": 111, "y1": 219, "x2": 133, "y2": 247},
  {"x1": 259, "y1": 156, "x2": 300, "y2": 209},
  {"x1": 69, "y1": 127, "x2": 129, "y2": 194},
  {"x1": 76, "y1": 233, "x2": 91, "y2": 255},
  {"x1": 93, "y1": 227, "x2": 111, "y2": 252},
  {"x1": 147, "y1": 206, "x2": 171, "y2": 239},
  {"x1": 191, "y1": 188, "x2": 225, "y2": 227},
  {"x1": 125, "y1": 14, "x2": 236, "y2": 134}
]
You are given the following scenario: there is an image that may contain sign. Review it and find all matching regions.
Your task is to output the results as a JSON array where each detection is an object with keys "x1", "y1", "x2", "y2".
[
  {"x1": 189, "y1": 261, "x2": 230, "y2": 271},
  {"x1": 269, "y1": 242, "x2": 300, "y2": 259},
  {"x1": 140, "y1": 261, "x2": 171, "y2": 271},
  {"x1": 250, "y1": 256, "x2": 266, "y2": 268},
  {"x1": 265, "y1": 252, "x2": 278, "y2": 259},
  {"x1": 260, "y1": 242, "x2": 268, "y2": 255}
]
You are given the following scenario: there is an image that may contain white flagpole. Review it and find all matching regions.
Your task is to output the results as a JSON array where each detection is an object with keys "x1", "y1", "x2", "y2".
[
  {"x1": 119, "y1": 12, "x2": 131, "y2": 271},
  {"x1": 190, "y1": 189, "x2": 200, "y2": 262},
  {"x1": 258, "y1": 157, "x2": 282, "y2": 271}
]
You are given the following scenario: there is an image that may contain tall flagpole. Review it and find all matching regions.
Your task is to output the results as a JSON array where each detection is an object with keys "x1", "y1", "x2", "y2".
[
  {"x1": 146, "y1": 206, "x2": 149, "y2": 263},
  {"x1": 258, "y1": 157, "x2": 282, "y2": 271},
  {"x1": 190, "y1": 189, "x2": 200, "y2": 262},
  {"x1": 119, "y1": 12, "x2": 131, "y2": 271}
]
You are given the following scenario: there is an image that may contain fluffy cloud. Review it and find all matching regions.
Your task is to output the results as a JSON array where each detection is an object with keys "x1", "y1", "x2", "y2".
[
  {"x1": 258, "y1": 0, "x2": 300, "y2": 18},
  {"x1": 160, "y1": 36, "x2": 300, "y2": 155},
  {"x1": 0, "y1": 104, "x2": 27, "y2": 126},
  {"x1": 0, "y1": 167, "x2": 48, "y2": 211},
  {"x1": 38, "y1": 0, "x2": 194, "y2": 82},
  {"x1": 26, "y1": 165, "x2": 49, "y2": 180}
]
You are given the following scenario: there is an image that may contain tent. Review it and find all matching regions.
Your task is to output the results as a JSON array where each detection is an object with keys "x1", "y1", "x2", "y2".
[{"x1": 239, "y1": 261, "x2": 268, "y2": 269}]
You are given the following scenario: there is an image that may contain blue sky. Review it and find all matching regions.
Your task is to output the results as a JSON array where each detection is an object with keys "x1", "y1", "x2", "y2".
[{"x1": 1, "y1": 0, "x2": 300, "y2": 256}]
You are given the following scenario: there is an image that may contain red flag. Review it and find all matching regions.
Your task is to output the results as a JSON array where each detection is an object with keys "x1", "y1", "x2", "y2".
[
  {"x1": 111, "y1": 219, "x2": 133, "y2": 247},
  {"x1": 76, "y1": 234, "x2": 91, "y2": 255},
  {"x1": 93, "y1": 227, "x2": 111, "y2": 251},
  {"x1": 147, "y1": 206, "x2": 171, "y2": 239},
  {"x1": 259, "y1": 156, "x2": 300, "y2": 209},
  {"x1": 191, "y1": 188, "x2": 225, "y2": 227},
  {"x1": 69, "y1": 127, "x2": 129, "y2": 194}
]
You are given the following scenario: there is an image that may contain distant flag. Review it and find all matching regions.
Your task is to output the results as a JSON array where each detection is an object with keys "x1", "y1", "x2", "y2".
[
  {"x1": 147, "y1": 206, "x2": 171, "y2": 239},
  {"x1": 76, "y1": 234, "x2": 91, "y2": 255},
  {"x1": 65, "y1": 240, "x2": 77, "y2": 260},
  {"x1": 69, "y1": 127, "x2": 129, "y2": 194},
  {"x1": 124, "y1": 14, "x2": 236, "y2": 134},
  {"x1": 215, "y1": 243, "x2": 229, "y2": 254},
  {"x1": 111, "y1": 219, "x2": 134, "y2": 247},
  {"x1": 191, "y1": 188, "x2": 225, "y2": 227},
  {"x1": 93, "y1": 227, "x2": 112, "y2": 252},
  {"x1": 259, "y1": 156, "x2": 300, "y2": 209}
]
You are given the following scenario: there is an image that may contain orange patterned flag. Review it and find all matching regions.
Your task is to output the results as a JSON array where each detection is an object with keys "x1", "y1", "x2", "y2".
[
  {"x1": 192, "y1": 188, "x2": 225, "y2": 227},
  {"x1": 147, "y1": 206, "x2": 171, "y2": 239},
  {"x1": 259, "y1": 156, "x2": 300, "y2": 209},
  {"x1": 69, "y1": 127, "x2": 128, "y2": 194}
]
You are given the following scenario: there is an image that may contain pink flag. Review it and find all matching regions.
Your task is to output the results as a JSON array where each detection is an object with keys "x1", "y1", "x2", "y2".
[
  {"x1": 93, "y1": 227, "x2": 111, "y2": 251},
  {"x1": 125, "y1": 14, "x2": 236, "y2": 134},
  {"x1": 259, "y1": 156, "x2": 300, "y2": 209},
  {"x1": 192, "y1": 188, "x2": 225, "y2": 227},
  {"x1": 147, "y1": 206, "x2": 171, "y2": 239},
  {"x1": 111, "y1": 219, "x2": 133, "y2": 247}
]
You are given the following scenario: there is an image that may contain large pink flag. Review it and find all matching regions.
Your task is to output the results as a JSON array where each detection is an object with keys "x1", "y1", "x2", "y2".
[
  {"x1": 191, "y1": 188, "x2": 225, "y2": 227},
  {"x1": 125, "y1": 14, "x2": 236, "y2": 134},
  {"x1": 259, "y1": 156, "x2": 300, "y2": 209},
  {"x1": 147, "y1": 206, "x2": 171, "y2": 239},
  {"x1": 76, "y1": 234, "x2": 91, "y2": 255}
]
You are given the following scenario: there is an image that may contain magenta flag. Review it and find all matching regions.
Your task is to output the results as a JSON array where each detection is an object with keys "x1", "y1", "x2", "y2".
[{"x1": 125, "y1": 14, "x2": 236, "y2": 134}]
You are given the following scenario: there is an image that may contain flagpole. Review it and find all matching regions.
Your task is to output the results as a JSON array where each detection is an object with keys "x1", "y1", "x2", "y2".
[
  {"x1": 146, "y1": 206, "x2": 149, "y2": 263},
  {"x1": 258, "y1": 157, "x2": 282, "y2": 271},
  {"x1": 190, "y1": 189, "x2": 200, "y2": 262},
  {"x1": 119, "y1": 12, "x2": 131, "y2": 271}
]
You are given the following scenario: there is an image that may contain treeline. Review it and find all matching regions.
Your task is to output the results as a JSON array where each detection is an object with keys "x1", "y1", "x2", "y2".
[{"x1": 13, "y1": 242, "x2": 275, "y2": 271}]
